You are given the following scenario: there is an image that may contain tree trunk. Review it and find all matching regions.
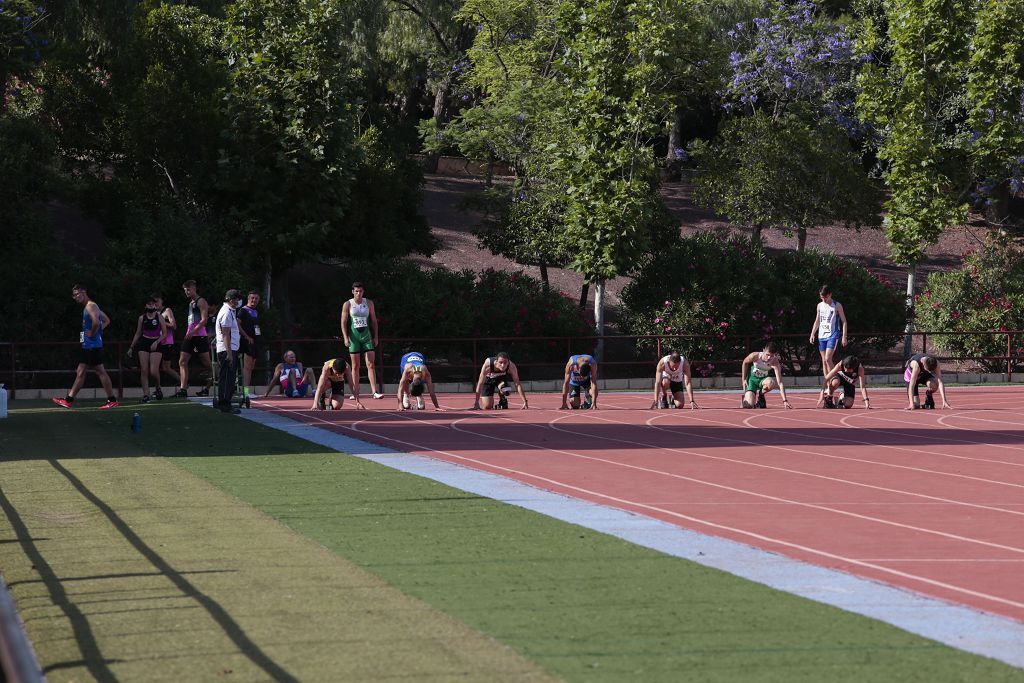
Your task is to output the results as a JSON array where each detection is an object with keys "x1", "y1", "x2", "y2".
[
  {"x1": 903, "y1": 263, "x2": 916, "y2": 358},
  {"x1": 539, "y1": 262, "x2": 549, "y2": 291},
  {"x1": 986, "y1": 179, "x2": 1011, "y2": 228},
  {"x1": 263, "y1": 254, "x2": 273, "y2": 308},
  {"x1": 593, "y1": 280, "x2": 605, "y2": 362},
  {"x1": 797, "y1": 227, "x2": 807, "y2": 252},
  {"x1": 666, "y1": 104, "x2": 683, "y2": 162},
  {"x1": 423, "y1": 77, "x2": 452, "y2": 174},
  {"x1": 751, "y1": 223, "x2": 763, "y2": 243},
  {"x1": 578, "y1": 281, "x2": 590, "y2": 310}
]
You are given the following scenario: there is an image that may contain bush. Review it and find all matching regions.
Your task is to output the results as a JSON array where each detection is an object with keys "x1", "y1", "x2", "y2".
[
  {"x1": 915, "y1": 235, "x2": 1024, "y2": 371},
  {"x1": 619, "y1": 231, "x2": 905, "y2": 374}
]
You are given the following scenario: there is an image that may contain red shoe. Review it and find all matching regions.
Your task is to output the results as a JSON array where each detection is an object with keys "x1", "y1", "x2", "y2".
[
  {"x1": 97, "y1": 399, "x2": 120, "y2": 410},
  {"x1": 52, "y1": 397, "x2": 72, "y2": 409}
]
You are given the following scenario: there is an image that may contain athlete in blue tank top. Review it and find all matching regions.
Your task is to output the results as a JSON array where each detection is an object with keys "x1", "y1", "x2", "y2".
[
  {"x1": 53, "y1": 284, "x2": 118, "y2": 410},
  {"x1": 397, "y1": 352, "x2": 443, "y2": 411},
  {"x1": 561, "y1": 354, "x2": 598, "y2": 409}
]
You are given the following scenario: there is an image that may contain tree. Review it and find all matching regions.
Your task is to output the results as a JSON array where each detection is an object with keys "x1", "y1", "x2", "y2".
[
  {"x1": 691, "y1": 109, "x2": 881, "y2": 250},
  {"x1": 856, "y1": 0, "x2": 972, "y2": 353}
]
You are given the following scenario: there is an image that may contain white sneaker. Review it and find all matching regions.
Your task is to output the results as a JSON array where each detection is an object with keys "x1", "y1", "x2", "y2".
[
  {"x1": 402, "y1": 395, "x2": 410, "y2": 409},
  {"x1": 416, "y1": 397, "x2": 425, "y2": 410},
  {"x1": 348, "y1": 394, "x2": 356, "y2": 400},
  {"x1": 372, "y1": 392, "x2": 384, "y2": 400}
]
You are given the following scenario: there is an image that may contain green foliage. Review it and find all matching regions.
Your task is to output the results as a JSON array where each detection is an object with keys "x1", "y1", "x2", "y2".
[
  {"x1": 855, "y1": 0, "x2": 972, "y2": 265},
  {"x1": 915, "y1": 236, "x2": 1024, "y2": 371},
  {"x1": 691, "y1": 110, "x2": 881, "y2": 248},
  {"x1": 620, "y1": 231, "x2": 905, "y2": 373}
]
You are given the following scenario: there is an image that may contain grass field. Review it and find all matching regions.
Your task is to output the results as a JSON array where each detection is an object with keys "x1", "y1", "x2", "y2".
[{"x1": 2, "y1": 399, "x2": 1023, "y2": 682}]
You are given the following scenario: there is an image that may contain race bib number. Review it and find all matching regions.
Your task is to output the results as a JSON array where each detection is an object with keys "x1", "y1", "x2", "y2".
[
  {"x1": 353, "y1": 315, "x2": 368, "y2": 329},
  {"x1": 819, "y1": 317, "x2": 833, "y2": 337},
  {"x1": 753, "y1": 366, "x2": 770, "y2": 378},
  {"x1": 254, "y1": 325, "x2": 261, "y2": 336},
  {"x1": 80, "y1": 331, "x2": 85, "y2": 343},
  {"x1": 187, "y1": 311, "x2": 196, "y2": 326}
]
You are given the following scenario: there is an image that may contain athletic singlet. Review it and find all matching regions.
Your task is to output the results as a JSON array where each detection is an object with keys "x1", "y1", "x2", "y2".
[
  {"x1": 906, "y1": 353, "x2": 934, "y2": 381},
  {"x1": 484, "y1": 357, "x2": 510, "y2": 381},
  {"x1": 324, "y1": 358, "x2": 347, "y2": 382},
  {"x1": 817, "y1": 300, "x2": 841, "y2": 338},
  {"x1": 239, "y1": 306, "x2": 259, "y2": 338},
  {"x1": 81, "y1": 305, "x2": 103, "y2": 349},
  {"x1": 836, "y1": 367, "x2": 856, "y2": 385},
  {"x1": 751, "y1": 352, "x2": 772, "y2": 378},
  {"x1": 349, "y1": 299, "x2": 370, "y2": 330},
  {"x1": 279, "y1": 363, "x2": 304, "y2": 384},
  {"x1": 141, "y1": 313, "x2": 161, "y2": 339},
  {"x1": 187, "y1": 298, "x2": 208, "y2": 337},
  {"x1": 160, "y1": 308, "x2": 174, "y2": 344},
  {"x1": 660, "y1": 355, "x2": 686, "y2": 382},
  {"x1": 401, "y1": 352, "x2": 425, "y2": 371},
  {"x1": 569, "y1": 354, "x2": 594, "y2": 384}
]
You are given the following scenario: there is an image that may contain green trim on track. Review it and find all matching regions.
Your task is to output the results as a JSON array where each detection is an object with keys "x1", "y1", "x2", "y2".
[{"x1": 2, "y1": 400, "x2": 1022, "y2": 682}]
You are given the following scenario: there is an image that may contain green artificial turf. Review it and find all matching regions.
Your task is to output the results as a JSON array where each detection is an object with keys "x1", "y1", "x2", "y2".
[{"x1": 2, "y1": 400, "x2": 1023, "y2": 682}]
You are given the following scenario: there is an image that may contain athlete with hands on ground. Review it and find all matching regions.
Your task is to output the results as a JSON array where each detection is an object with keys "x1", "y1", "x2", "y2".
[
  {"x1": 560, "y1": 353, "x2": 598, "y2": 410},
  {"x1": 396, "y1": 351, "x2": 445, "y2": 411},
  {"x1": 651, "y1": 351, "x2": 699, "y2": 409},
  {"x1": 741, "y1": 342, "x2": 792, "y2": 409},
  {"x1": 816, "y1": 355, "x2": 871, "y2": 409},
  {"x1": 311, "y1": 357, "x2": 364, "y2": 410},
  {"x1": 904, "y1": 353, "x2": 951, "y2": 410},
  {"x1": 472, "y1": 352, "x2": 529, "y2": 410}
]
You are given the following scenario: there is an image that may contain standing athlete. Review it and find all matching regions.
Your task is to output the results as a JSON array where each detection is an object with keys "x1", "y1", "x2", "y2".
[
  {"x1": 740, "y1": 342, "x2": 792, "y2": 409},
  {"x1": 311, "y1": 357, "x2": 363, "y2": 410},
  {"x1": 341, "y1": 282, "x2": 383, "y2": 400},
  {"x1": 651, "y1": 351, "x2": 698, "y2": 409},
  {"x1": 238, "y1": 291, "x2": 261, "y2": 396},
  {"x1": 396, "y1": 351, "x2": 444, "y2": 411},
  {"x1": 809, "y1": 285, "x2": 848, "y2": 381},
  {"x1": 176, "y1": 280, "x2": 213, "y2": 398},
  {"x1": 53, "y1": 284, "x2": 119, "y2": 410},
  {"x1": 904, "y1": 353, "x2": 950, "y2": 410},
  {"x1": 560, "y1": 353, "x2": 599, "y2": 409},
  {"x1": 153, "y1": 294, "x2": 180, "y2": 388},
  {"x1": 214, "y1": 289, "x2": 242, "y2": 413},
  {"x1": 126, "y1": 296, "x2": 168, "y2": 402},
  {"x1": 472, "y1": 352, "x2": 529, "y2": 410},
  {"x1": 817, "y1": 355, "x2": 871, "y2": 409}
]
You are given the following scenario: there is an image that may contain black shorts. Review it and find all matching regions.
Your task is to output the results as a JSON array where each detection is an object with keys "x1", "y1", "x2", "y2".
[
  {"x1": 181, "y1": 336, "x2": 210, "y2": 355},
  {"x1": 329, "y1": 380, "x2": 344, "y2": 395},
  {"x1": 837, "y1": 379, "x2": 856, "y2": 398},
  {"x1": 79, "y1": 347, "x2": 104, "y2": 366},
  {"x1": 568, "y1": 380, "x2": 591, "y2": 397},
  {"x1": 159, "y1": 343, "x2": 177, "y2": 359},
  {"x1": 668, "y1": 380, "x2": 685, "y2": 395},
  {"x1": 239, "y1": 337, "x2": 259, "y2": 358},
  {"x1": 134, "y1": 339, "x2": 162, "y2": 356},
  {"x1": 481, "y1": 376, "x2": 510, "y2": 397}
]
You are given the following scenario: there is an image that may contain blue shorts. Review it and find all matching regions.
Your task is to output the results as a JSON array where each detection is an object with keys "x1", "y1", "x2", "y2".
[
  {"x1": 818, "y1": 335, "x2": 840, "y2": 352},
  {"x1": 282, "y1": 383, "x2": 309, "y2": 398}
]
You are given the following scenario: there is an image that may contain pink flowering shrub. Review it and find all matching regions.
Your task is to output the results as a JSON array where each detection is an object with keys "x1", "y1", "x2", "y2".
[
  {"x1": 915, "y1": 235, "x2": 1024, "y2": 371},
  {"x1": 620, "y1": 231, "x2": 904, "y2": 373}
]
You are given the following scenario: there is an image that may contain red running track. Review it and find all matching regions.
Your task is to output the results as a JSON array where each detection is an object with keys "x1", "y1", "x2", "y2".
[{"x1": 255, "y1": 386, "x2": 1024, "y2": 623}]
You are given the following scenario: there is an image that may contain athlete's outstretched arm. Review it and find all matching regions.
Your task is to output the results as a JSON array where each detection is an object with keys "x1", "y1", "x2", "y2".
[
  {"x1": 311, "y1": 364, "x2": 330, "y2": 409},
  {"x1": 651, "y1": 359, "x2": 665, "y2": 408},
  {"x1": 508, "y1": 362, "x2": 529, "y2": 409},
  {"x1": 471, "y1": 360, "x2": 488, "y2": 409},
  {"x1": 397, "y1": 368, "x2": 411, "y2": 410},
  {"x1": 682, "y1": 360, "x2": 698, "y2": 409},
  {"x1": 906, "y1": 362, "x2": 921, "y2": 409},
  {"x1": 772, "y1": 362, "x2": 792, "y2": 408},
  {"x1": 368, "y1": 300, "x2": 379, "y2": 346},
  {"x1": 935, "y1": 367, "x2": 951, "y2": 408},
  {"x1": 559, "y1": 361, "x2": 573, "y2": 409},
  {"x1": 346, "y1": 365, "x2": 364, "y2": 408},
  {"x1": 128, "y1": 315, "x2": 144, "y2": 351},
  {"x1": 340, "y1": 302, "x2": 351, "y2": 346},
  {"x1": 837, "y1": 303, "x2": 848, "y2": 346},
  {"x1": 424, "y1": 369, "x2": 444, "y2": 411},
  {"x1": 589, "y1": 363, "x2": 599, "y2": 409},
  {"x1": 857, "y1": 366, "x2": 871, "y2": 408},
  {"x1": 265, "y1": 364, "x2": 283, "y2": 397}
]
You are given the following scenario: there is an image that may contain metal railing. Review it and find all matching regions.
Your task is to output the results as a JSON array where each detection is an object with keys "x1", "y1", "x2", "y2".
[{"x1": 1, "y1": 330, "x2": 1020, "y2": 399}]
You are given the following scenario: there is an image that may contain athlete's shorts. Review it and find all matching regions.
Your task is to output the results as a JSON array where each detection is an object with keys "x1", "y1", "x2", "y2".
[
  {"x1": 181, "y1": 336, "x2": 210, "y2": 355},
  {"x1": 239, "y1": 337, "x2": 259, "y2": 359},
  {"x1": 568, "y1": 379, "x2": 591, "y2": 397},
  {"x1": 79, "y1": 347, "x2": 104, "y2": 366},
  {"x1": 746, "y1": 373, "x2": 771, "y2": 393},
  {"x1": 665, "y1": 380, "x2": 685, "y2": 395},
  {"x1": 282, "y1": 382, "x2": 309, "y2": 398},
  {"x1": 818, "y1": 334, "x2": 841, "y2": 352},
  {"x1": 158, "y1": 343, "x2": 177, "y2": 360},
  {"x1": 903, "y1": 367, "x2": 934, "y2": 386},
  {"x1": 481, "y1": 376, "x2": 510, "y2": 397},
  {"x1": 133, "y1": 339, "x2": 162, "y2": 356},
  {"x1": 836, "y1": 379, "x2": 856, "y2": 398},
  {"x1": 329, "y1": 380, "x2": 345, "y2": 395},
  {"x1": 348, "y1": 328, "x2": 374, "y2": 354}
]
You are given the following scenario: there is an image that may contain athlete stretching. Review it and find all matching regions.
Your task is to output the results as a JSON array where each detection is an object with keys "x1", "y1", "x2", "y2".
[
  {"x1": 740, "y1": 342, "x2": 792, "y2": 409},
  {"x1": 396, "y1": 351, "x2": 444, "y2": 411},
  {"x1": 341, "y1": 282, "x2": 383, "y2": 399},
  {"x1": 53, "y1": 284, "x2": 118, "y2": 410}
]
